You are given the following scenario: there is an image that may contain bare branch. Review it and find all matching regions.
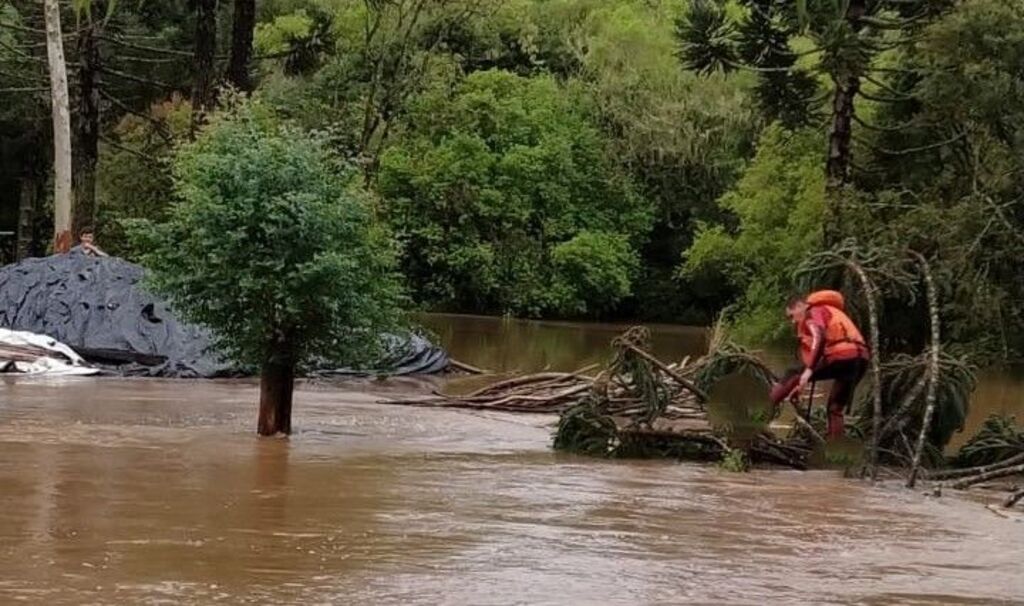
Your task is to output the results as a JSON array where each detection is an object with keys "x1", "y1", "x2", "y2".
[
  {"x1": 99, "y1": 134, "x2": 162, "y2": 165},
  {"x1": 99, "y1": 65, "x2": 178, "y2": 90},
  {"x1": 97, "y1": 34, "x2": 193, "y2": 57}
]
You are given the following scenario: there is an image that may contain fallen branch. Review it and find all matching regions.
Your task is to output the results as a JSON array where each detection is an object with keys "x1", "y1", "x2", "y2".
[
  {"x1": 951, "y1": 463, "x2": 1024, "y2": 490},
  {"x1": 622, "y1": 342, "x2": 709, "y2": 403},
  {"x1": 1004, "y1": 488, "x2": 1024, "y2": 508},
  {"x1": 446, "y1": 358, "x2": 487, "y2": 374},
  {"x1": 789, "y1": 399, "x2": 826, "y2": 447},
  {"x1": 927, "y1": 452, "x2": 1024, "y2": 481}
]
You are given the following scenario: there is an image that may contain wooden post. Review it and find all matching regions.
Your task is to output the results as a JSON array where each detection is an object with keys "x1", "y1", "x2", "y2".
[{"x1": 42, "y1": 0, "x2": 73, "y2": 253}]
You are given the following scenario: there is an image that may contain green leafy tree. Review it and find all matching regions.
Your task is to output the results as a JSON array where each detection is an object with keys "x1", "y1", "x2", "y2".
[
  {"x1": 570, "y1": 1, "x2": 759, "y2": 321},
  {"x1": 377, "y1": 69, "x2": 652, "y2": 317},
  {"x1": 682, "y1": 125, "x2": 824, "y2": 341},
  {"x1": 677, "y1": 0, "x2": 953, "y2": 244},
  {"x1": 132, "y1": 101, "x2": 404, "y2": 435},
  {"x1": 852, "y1": 0, "x2": 1024, "y2": 358},
  {"x1": 549, "y1": 231, "x2": 640, "y2": 318}
]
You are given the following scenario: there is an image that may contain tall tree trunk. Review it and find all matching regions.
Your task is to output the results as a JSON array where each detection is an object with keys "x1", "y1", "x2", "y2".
[
  {"x1": 17, "y1": 176, "x2": 38, "y2": 260},
  {"x1": 226, "y1": 0, "x2": 255, "y2": 92},
  {"x1": 190, "y1": 0, "x2": 218, "y2": 135},
  {"x1": 73, "y1": 7, "x2": 102, "y2": 237},
  {"x1": 42, "y1": 0, "x2": 73, "y2": 253},
  {"x1": 824, "y1": 75, "x2": 861, "y2": 246},
  {"x1": 257, "y1": 358, "x2": 295, "y2": 436},
  {"x1": 907, "y1": 251, "x2": 940, "y2": 489},
  {"x1": 823, "y1": 0, "x2": 866, "y2": 247}
]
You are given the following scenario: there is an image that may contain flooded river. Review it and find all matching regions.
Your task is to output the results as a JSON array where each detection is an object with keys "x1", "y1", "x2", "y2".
[{"x1": 2, "y1": 315, "x2": 1023, "y2": 604}]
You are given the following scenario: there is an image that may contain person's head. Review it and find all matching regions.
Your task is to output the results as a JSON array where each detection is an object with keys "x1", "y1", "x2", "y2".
[
  {"x1": 786, "y1": 295, "x2": 809, "y2": 326},
  {"x1": 79, "y1": 227, "x2": 95, "y2": 245}
]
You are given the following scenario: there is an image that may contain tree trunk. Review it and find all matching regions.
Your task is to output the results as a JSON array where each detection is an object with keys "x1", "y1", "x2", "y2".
[
  {"x1": 42, "y1": 0, "x2": 73, "y2": 253},
  {"x1": 190, "y1": 0, "x2": 218, "y2": 135},
  {"x1": 846, "y1": 260, "x2": 882, "y2": 480},
  {"x1": 226, "y1": 0, "x2": 255, "y2": 92},
  {"x1": 73, "y1": 7, "x2": 102, "y2": 237},
  {"x1": 257, "y1": 358, "x2": 295, "y2": 436},
  {"x1": 824, "y1": 75, "x2": 860, "y2": 246},
  {"x1": 823, "y1": 0, "x2": 866, "y2": 247},
  {"x1": 907, "y1": 251, "x2": 940, "y2": 489},
  {"x1": 16, "y1": 176, "x2": 37, "y2": 260}
]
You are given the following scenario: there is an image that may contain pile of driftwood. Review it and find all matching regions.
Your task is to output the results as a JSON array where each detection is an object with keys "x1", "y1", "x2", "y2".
[{"x1": 383, "y1": 325, "x2": 816, "y2": 469}]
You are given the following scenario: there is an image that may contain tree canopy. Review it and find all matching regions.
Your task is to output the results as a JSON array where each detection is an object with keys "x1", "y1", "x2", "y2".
[{"x1": 2, "y1": 0, "x2": 1023, "y2": 360}]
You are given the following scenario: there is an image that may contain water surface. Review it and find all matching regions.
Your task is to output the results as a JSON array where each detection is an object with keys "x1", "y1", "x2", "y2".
[{"x1": 1, "y1": 315, "x2": 1023, "y2": 604}]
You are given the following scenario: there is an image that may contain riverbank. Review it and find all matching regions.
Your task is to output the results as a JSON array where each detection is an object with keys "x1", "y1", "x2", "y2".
[{"x1": 1, "y1": 377, "x2": 1022, "y2": 604}]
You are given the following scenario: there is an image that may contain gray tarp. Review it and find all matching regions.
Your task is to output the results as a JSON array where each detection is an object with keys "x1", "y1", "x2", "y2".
[{"x1": 0, "y1": 253, "x2": 449, "y2": 377}]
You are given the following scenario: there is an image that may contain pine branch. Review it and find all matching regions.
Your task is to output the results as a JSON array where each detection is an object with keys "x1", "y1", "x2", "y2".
[
  {"x1": 98, "y1": 88, "x2": 173, "y2": 142},
  {"x1": 0, "y1": 66, "x2": 46, "y2": 84},
  {"x1": 0, "y1": 85, "x2": 49, "y2": 92},
  {"x1": 858, "y1": 131, "x2": 966, "y2": 157},
  {"x1": 99, "y1": 134, "x2": 161, "y2": 165},
  {"x1": 0, "y1": 19, "x2": 46, "y2": 36},
  {"x1": 852, "y1": 113, "x2": 920, "y2": 133},
  {"x1": 863, "y1": 74, "x2": 915, "y2": 99},
  {"x1": 858, "y1": 89, "x2": 913, "y2": 104},
  {"x1": 110, "y1": 54, "x2": 184, "y2": 65},
  {"x1": 97, "y1": 34, "x2": 193, "y2": 57},
  {"x1": 723, "y1": 58, "x2": 796, "y2": 74},
  {"x1": 98, "y1": 65, "x2": 177, "y2": 90}
]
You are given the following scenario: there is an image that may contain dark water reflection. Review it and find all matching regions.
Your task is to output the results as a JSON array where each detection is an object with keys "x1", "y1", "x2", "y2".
[{"x1": 0, "y1": 315, "x2": 1022, "y2": 604}]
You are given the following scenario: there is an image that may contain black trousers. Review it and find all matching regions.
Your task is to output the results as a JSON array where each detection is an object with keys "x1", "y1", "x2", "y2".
[{"x1": 772, "y1": 357, "x2": 868, "y2": 438}]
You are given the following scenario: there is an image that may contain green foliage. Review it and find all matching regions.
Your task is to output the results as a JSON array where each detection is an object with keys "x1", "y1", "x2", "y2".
[
  {"x1": 852, "y1": 0, "x2": 1024, "y2": 358},
  {"x1": 575, "y1": 2, "x2": 758, "y2": 321},
  {"x1": 553, "y1": 396, "x2": 619, "y2": 457},
  {"x1": 718, "y1": 448, "x2": 750, "y2": 472},
  {"x1": 128, "y1": 100, "x2": 404, "y2": 370},
  {"x1": 549, "y1": 232, "x2": 639, "y2": 317},
  {"x1": 691, "y1": 321, "x2": 778, "y2": 394},
  {"x1": 682, "y1": 125, "x2": 824, "y2": 341},
  {"x1": 676, "y1": 0, "x2": 821, "y2": 128},
  {"x1": 377, "y1": 69, "x2": 652, "y2": 317},
  {"x1": 254, "y1": 6, "x2": 334, "y2": 76},
  {"x1": 955, "y1": 415, "x2": 1024, "y2": 468},
  {"x1": 97, "y1": 96, "x2": 192, "y2": 259}
]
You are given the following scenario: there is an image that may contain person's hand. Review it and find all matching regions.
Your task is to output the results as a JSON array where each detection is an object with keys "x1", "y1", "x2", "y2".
[
  {"x1": 787, "y1": 367, "x2": 814, "y2": 403},
  {"x1": 798, "y1": 367, "x2": 814, "y2": 390}
]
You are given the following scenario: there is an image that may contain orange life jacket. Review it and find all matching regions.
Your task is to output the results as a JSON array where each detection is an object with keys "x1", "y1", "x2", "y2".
[{"x1": 798, "y1": 290, "x2": 869, "y2": 367}]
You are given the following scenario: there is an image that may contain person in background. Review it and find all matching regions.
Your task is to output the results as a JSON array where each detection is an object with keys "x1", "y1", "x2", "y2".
[
  {"x1": 769, "y1": 290, "x2": 870, "y2": 440},
  {"x1": 71, "y1": 226, "x2": 108, "y2": 257}
]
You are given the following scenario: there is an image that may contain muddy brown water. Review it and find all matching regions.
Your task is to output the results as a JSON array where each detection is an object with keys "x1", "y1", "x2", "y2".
[{"x1": 1, "y1": 315, "x2": 1023, "y2": 604}]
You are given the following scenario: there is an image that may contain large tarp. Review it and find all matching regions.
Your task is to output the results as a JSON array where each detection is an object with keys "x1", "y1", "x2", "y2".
[{"x1": 0, "y1": 253, "x2": 449, "y2": 378}]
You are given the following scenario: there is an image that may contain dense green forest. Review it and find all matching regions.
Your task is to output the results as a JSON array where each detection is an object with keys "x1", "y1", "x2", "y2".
[{"x1": 1, "y1": 0, "x2": 1022, "y2": 360}]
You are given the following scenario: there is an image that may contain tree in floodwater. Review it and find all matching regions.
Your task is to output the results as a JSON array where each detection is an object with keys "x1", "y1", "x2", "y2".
[{"x1": 131, "y1": 101, "x2": 404, "y2": 436}]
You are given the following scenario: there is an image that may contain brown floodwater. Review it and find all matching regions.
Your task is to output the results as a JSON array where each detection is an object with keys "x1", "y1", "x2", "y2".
[{"x1": 2, "y1": 315, "x2": 1023, "y2": 604}]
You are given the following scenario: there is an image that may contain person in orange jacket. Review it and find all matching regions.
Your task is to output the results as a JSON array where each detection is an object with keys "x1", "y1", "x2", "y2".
[{"x1": 769, "y1": 290, "x2": 870, "y2": 440}]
